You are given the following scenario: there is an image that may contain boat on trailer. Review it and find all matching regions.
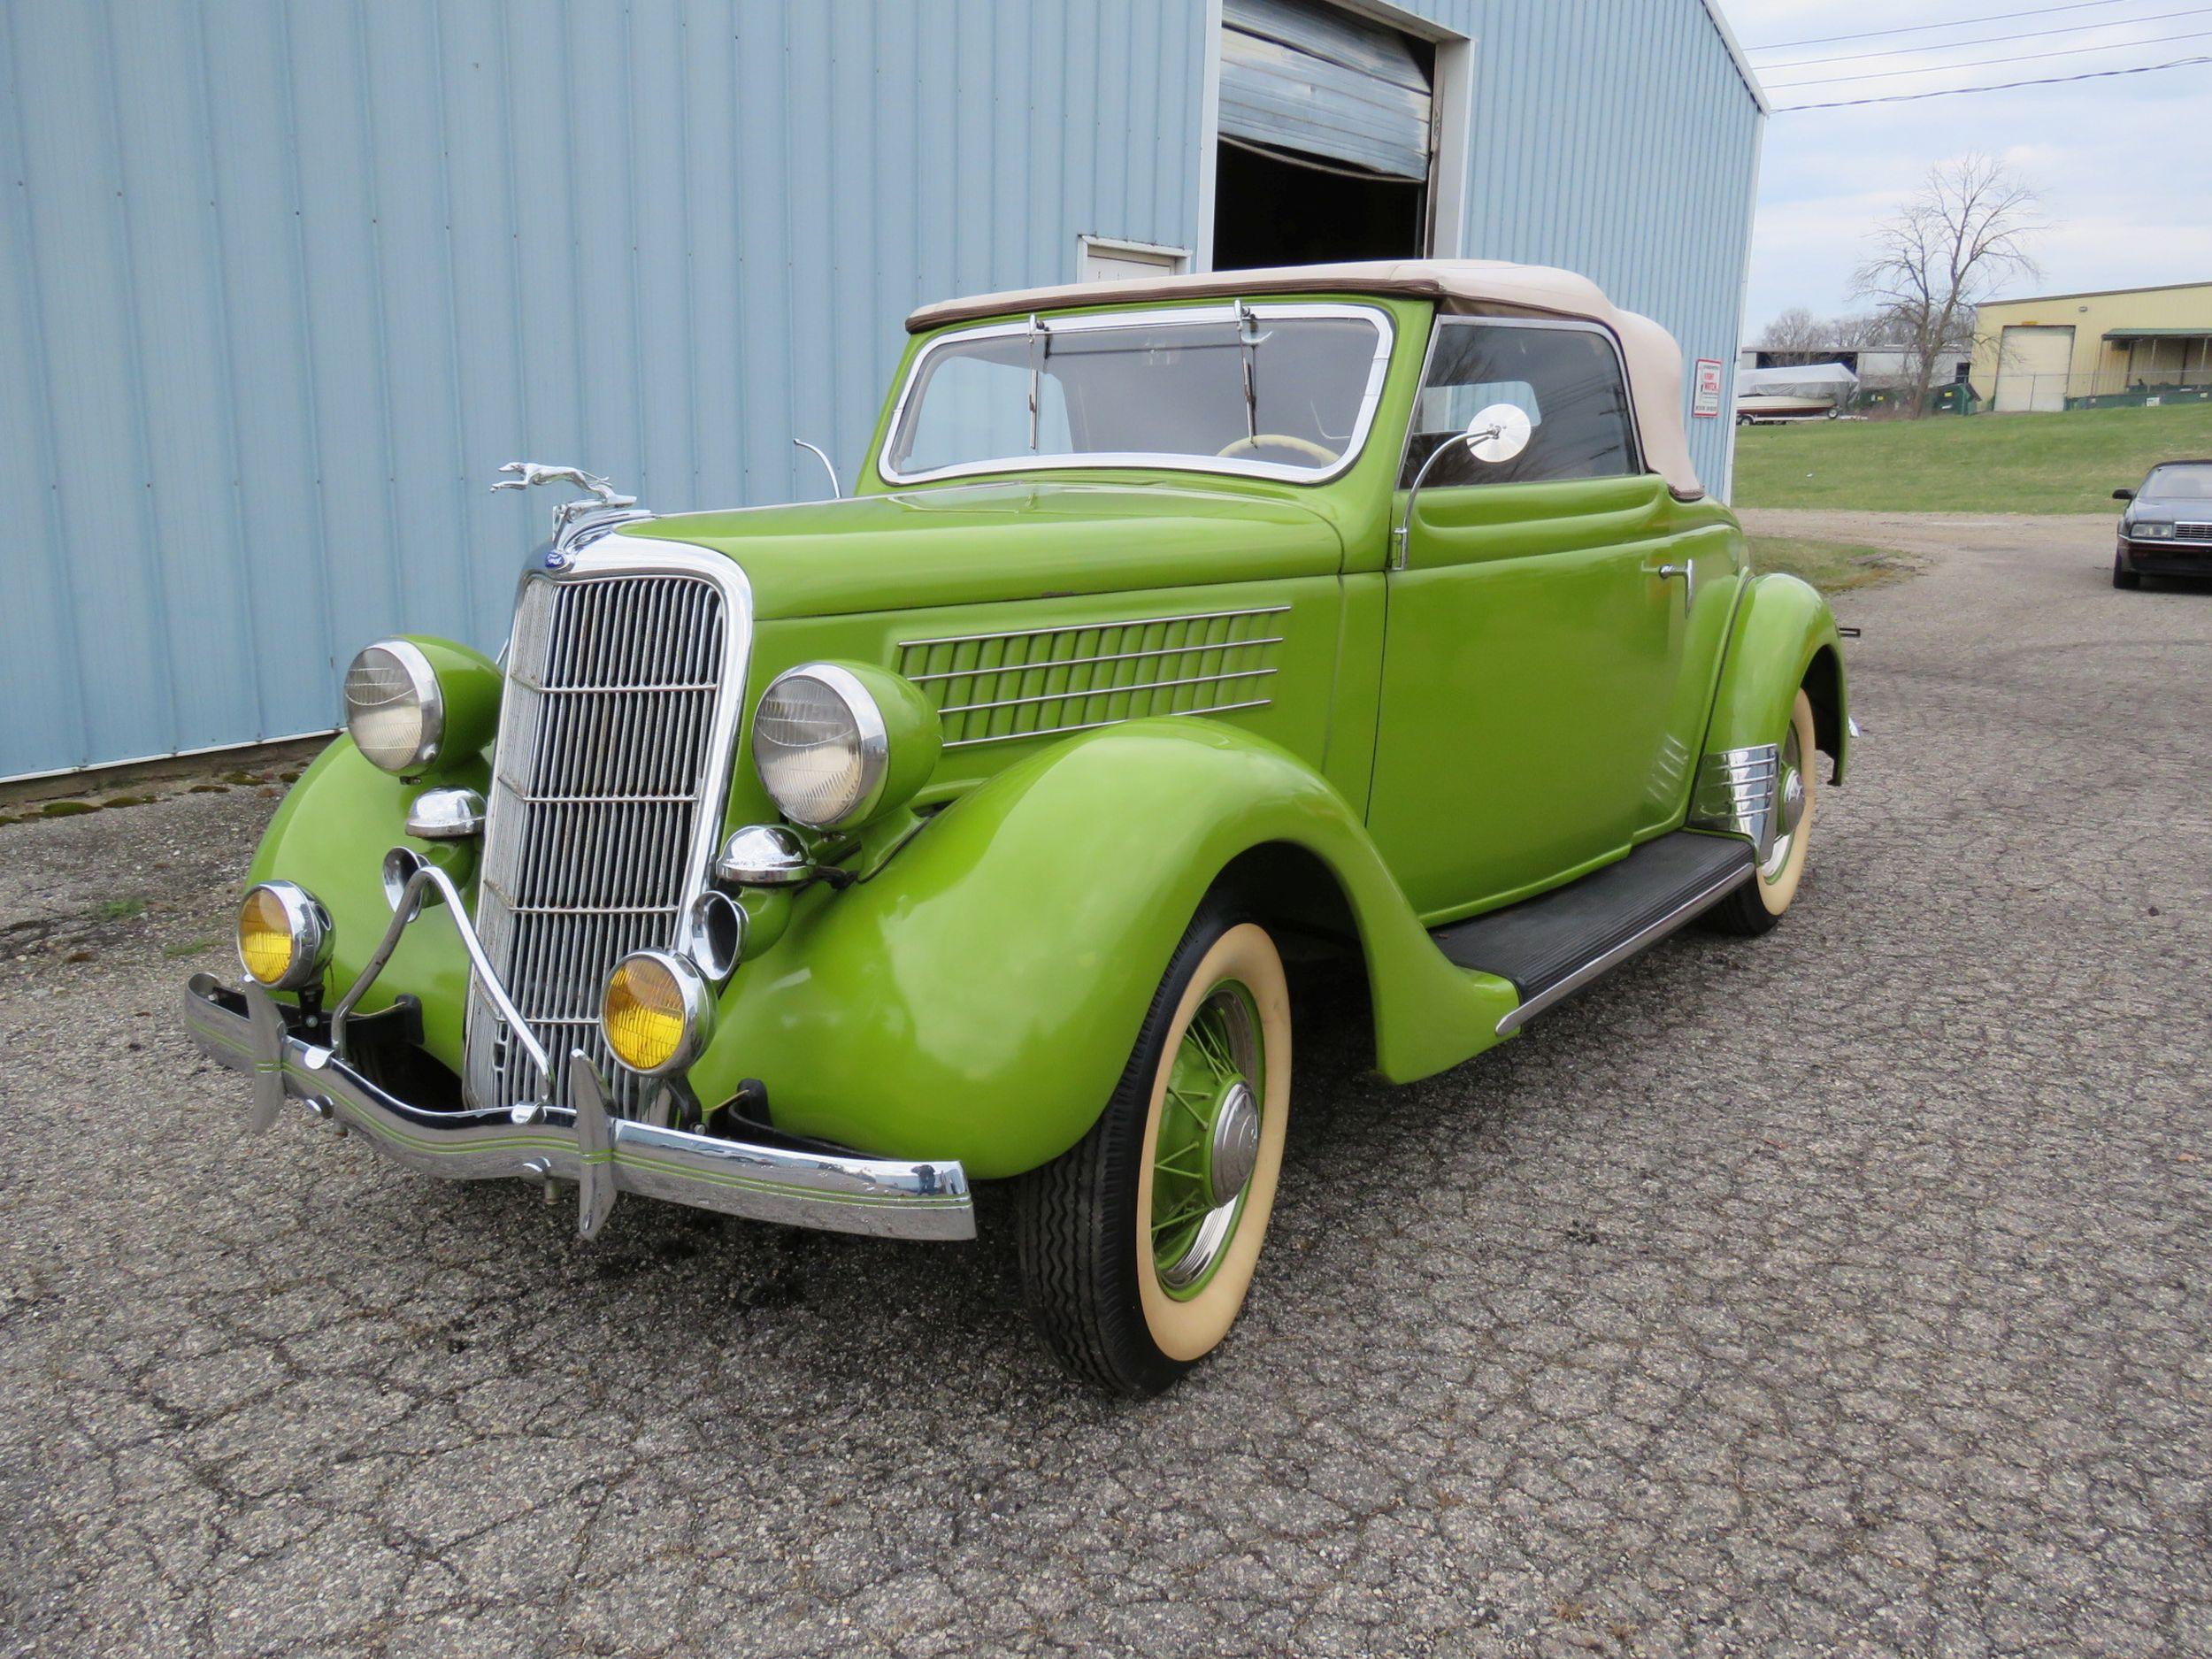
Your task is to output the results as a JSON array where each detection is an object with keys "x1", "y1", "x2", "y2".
[{"x1": 1735, "y1": 362, "x2": 1859, "y2": 425}]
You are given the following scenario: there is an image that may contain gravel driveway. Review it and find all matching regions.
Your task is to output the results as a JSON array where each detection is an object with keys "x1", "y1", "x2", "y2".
[{"x1": 4, "y1": 511, "x2": 2208, "y2": 1658}]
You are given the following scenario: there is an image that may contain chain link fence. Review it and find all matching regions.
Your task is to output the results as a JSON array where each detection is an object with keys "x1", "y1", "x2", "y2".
[{"x1": 1989, "y1": 365, "x2": 2212, "y2": 414}]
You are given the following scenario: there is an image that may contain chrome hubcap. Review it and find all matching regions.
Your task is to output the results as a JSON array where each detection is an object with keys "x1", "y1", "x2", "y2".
[
  {"x1": 1160, "y1": 1201, "x2": 1241, "y2": 1292},
  {"x1": 1762, "y1": 725, "x2": 1806, "y2": 880},
  {"x1": 1153, "y1": 985, "x2": 1263, "y2": 1295},
  {"x1": 1206, "y1": 1080, "x2": 1260, "y2": 1208}
]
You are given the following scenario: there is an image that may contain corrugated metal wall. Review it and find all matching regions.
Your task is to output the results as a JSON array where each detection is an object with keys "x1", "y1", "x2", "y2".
[
  {"x1": 0, "y1": 0, "x2": 1756, "y2": 780},
  {"x1": 1420, "y1": 0, "x2": 1763, "y2": 497}
]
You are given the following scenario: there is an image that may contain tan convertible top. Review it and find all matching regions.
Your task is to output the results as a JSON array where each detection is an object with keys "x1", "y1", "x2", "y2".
[{"x1": 907, "y1": 259, "x2": 1705, "y2": 499}]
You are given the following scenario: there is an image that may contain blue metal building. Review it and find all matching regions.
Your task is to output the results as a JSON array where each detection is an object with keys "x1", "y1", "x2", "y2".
[{"x1": 0, "y1": 0, "x2": 1764, "y2": 780}]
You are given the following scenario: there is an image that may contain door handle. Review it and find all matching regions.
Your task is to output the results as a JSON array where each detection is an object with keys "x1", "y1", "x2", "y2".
[{"x1": 1651, "y1": 561, "x2": 1694, "y2": 614}]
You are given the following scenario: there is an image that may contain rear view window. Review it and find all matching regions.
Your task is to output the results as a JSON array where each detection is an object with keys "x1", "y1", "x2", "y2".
[
  {"x1": 1417, "y1": 379, "x2": 1541, "y2": 432},
  {"x1": 1402, "y1": 322, "x2": 1639, "y2": 488}
]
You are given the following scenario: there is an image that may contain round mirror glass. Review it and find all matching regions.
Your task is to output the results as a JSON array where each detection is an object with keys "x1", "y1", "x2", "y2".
[{"x1": 1466, "y1": 403, "x2": 1532, "y2": 465}]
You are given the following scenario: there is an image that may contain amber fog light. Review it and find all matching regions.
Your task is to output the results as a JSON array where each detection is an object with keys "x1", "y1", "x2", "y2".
[
  {"x1": 602, "y1": 950, "x2": 712, "y2": 1076},
  {"x1": 236, "y1": 881, "x2": 334, "y2": 990}
]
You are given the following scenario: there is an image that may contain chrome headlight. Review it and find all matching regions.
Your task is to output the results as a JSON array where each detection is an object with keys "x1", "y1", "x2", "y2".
[
  {"x1": 343, "y1": 640, "x2": 444, "y2": 773},
  {"x1": 2135, "y1": 521, "x2": 2173, "y2": 539},
  {"x1": 753, "y1": 664, "x2": 891, "y2": 829}
]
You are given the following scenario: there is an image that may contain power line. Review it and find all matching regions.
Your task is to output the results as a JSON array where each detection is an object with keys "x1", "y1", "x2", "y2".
[
  {"x1": 1760, "y1": 5, "x2": 2212, "y2": 68},
  {"x1": 1747, "y1": 0, "x2": 2140, "y2": 52},
  {"x1": 1773, "y1": 50, "x2": 2210, "y2": 106},
  {"x1": 1767, "y1": 26, "x2": 2212, "y2": 84}
]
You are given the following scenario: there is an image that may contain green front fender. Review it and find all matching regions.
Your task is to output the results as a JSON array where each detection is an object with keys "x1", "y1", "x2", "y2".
[
  {"x1": 1704, "y1": 572, "x2": 1852, "y2": 781},
  {"x1": 693, "y1": 719, "x2": 1517, "y2": 1179},
  {"x1": 244, "y1": 636, "x2": 501, "y2": 1062}
]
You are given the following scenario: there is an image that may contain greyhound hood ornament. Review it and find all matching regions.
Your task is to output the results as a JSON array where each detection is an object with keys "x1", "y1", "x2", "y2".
[{"x1": 491, "y1": 462, "x2": 643, "y2": 566}]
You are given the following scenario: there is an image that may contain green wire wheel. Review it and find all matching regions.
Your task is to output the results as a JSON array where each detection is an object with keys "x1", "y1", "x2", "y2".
[
  {"x1": 1147, "y1": 980, "x2": 1265, "y2": 1299},
  {"x1": 1016, "y1": 899, "x2": 1292, "y2": 1394}
]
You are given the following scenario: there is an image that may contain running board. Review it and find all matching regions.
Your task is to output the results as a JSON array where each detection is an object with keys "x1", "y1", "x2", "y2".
[{"x1": 1431, "y1": 832, "x2": 1755, "y2": 1036}]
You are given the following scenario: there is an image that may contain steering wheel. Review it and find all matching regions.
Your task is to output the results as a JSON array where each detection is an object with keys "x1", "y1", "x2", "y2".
[{"x1": 1215, "y1": 432, "x2": 1339, "y2": 464}]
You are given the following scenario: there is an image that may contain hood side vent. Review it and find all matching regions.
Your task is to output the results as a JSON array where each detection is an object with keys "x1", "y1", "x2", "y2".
[{"x1": 897, "y1": 605, "x2": 1288, "y2": 749}]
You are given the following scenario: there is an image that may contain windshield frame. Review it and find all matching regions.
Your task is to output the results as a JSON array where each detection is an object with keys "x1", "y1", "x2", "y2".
[{"x1": 876, "y1": 300, "x2": 1398, "y2": 488}]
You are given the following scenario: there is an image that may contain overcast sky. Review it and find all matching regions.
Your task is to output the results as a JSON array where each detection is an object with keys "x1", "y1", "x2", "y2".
[{"x1": 1724, "y1": 0, "x2": 2212, "y2": 338}]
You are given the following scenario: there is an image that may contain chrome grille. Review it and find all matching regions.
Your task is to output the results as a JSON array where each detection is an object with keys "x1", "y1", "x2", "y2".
[
  {"x1": 897, "y1": 606, "x2": 1287, "y2": 749},
  {"x1": 465, "y1": 564, "x2": 737, "y2": 1118},
  {"x1": 2174, "y1": 522, "x2": 2212, "y2": 542}
]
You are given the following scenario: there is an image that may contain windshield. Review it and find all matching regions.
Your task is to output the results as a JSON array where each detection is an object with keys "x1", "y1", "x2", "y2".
[
  {"x1": 2142, "y1": 463, "x2": 2212, "y2": 500},
  {"x1": 883, "y1": 304, "x2": 1392, "y2": 482}
]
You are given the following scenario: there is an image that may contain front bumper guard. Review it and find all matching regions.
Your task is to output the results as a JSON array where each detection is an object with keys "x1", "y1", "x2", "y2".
[
  {"x1": 185, "y1": 973, "x2": 973, "y2": 1241},
  {"x1": 183, "y1": 867, "x2": 973, "y2": 1243}
]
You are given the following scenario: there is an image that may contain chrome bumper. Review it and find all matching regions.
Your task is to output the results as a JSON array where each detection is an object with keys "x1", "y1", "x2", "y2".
[{"x1": 182, "y1": 971, "x2": 974, "y2": 1242}]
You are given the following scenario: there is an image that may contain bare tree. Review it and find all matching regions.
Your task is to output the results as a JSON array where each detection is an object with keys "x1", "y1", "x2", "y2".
[
  {"x1": 1758, "y1": 306, "x2": 1827, "y2": 354},
  {"x1": 1853, "y1": 154, "x2": 2043, "y2": 416},
  {"x1": 1757, "y1": 308, "x2": 1898, "y2": 362},
  {"x1": 1830, "y1": 311, "x2": 1908, "y2": 349}
]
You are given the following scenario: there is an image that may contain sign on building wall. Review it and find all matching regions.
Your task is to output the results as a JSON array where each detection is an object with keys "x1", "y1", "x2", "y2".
[{"x1": 1693, "y1": 359, "x2": 1725, "y2": 418}]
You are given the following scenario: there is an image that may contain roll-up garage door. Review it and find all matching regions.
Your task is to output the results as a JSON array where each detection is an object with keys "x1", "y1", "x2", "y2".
[
  {"x1": 1993, "y1": 325, "x2": 2074, "y2": 413},
  {"x1": 1219, "y1": 0, "x2": 1433, "y2": 181}
]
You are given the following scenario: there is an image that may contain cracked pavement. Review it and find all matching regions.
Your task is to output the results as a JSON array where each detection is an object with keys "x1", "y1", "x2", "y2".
[{"x1": 4, "y1": 511, "x2": 2208, "y2": 1657}]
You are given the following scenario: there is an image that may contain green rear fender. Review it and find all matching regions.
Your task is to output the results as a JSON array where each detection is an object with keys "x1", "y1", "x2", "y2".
[
  {"x1": 693, "y1": 719, "x2": 1517, "y2": 1179},
  {"x1": 1705, "y1": 572, "x2": 1852, "y2": 782}
]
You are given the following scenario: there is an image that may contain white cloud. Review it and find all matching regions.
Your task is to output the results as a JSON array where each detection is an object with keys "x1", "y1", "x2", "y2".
[{"x1": 1722, "y1": 0, "x2": 2212, "y2": 334}]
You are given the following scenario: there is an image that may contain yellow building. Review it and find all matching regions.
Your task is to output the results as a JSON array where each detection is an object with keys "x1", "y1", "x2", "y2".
[{"x1": 1970, "y1": 280, "x2": 2212, "y2": 412}]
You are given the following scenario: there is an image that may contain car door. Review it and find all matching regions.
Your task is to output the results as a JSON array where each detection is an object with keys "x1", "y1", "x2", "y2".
[{"x1": 1363, "y1": 316, "x2": 1732, "y2": 921}]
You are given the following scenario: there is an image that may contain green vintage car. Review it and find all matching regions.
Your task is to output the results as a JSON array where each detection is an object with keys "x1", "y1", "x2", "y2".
[{"x1": 187, "y1": 260, "x2": 1849, "y2": 1394}]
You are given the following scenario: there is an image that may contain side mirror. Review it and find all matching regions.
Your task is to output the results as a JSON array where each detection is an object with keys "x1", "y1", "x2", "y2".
[
  {"x1": 1463, "y1": 402, "x2": 1533, "y2": 465},
  {"x1": 1393, "y1": 403, "x2": 1535, "y2": 567},
  {"x1": 2113, "y1": 488, "x2": 2134, "y2": 501}
]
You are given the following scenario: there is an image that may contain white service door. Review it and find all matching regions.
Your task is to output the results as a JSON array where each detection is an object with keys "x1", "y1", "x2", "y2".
[
  {"x1": 1079, "y1": 243, "x2": 1183, "y2": 282},
  {"x1": 1994, "y1": 326, "x2": 2074, "y2": 413}
]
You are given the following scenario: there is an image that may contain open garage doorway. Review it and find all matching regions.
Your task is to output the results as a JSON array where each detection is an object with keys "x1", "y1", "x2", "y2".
[
  {"x1": 1209, "y1": 0, "x2": 1463, "y2": 270},
  {"x1": 1214, "y1": 140, "x2": 1426, "y2": 268}
]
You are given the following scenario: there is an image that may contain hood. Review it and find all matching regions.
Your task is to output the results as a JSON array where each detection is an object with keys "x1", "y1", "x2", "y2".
[
  {"x1": 2129, "y1": 489, "x2": 2211, "y2": 518},
  {"x1": 620, "y1": 480, "x2": 1344, "y2": 619}
]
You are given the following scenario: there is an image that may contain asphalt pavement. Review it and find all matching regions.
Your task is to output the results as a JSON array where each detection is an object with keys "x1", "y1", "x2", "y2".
[{"x1": 3, "y1": 511, "x2": 2208, "y2": 1658}]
